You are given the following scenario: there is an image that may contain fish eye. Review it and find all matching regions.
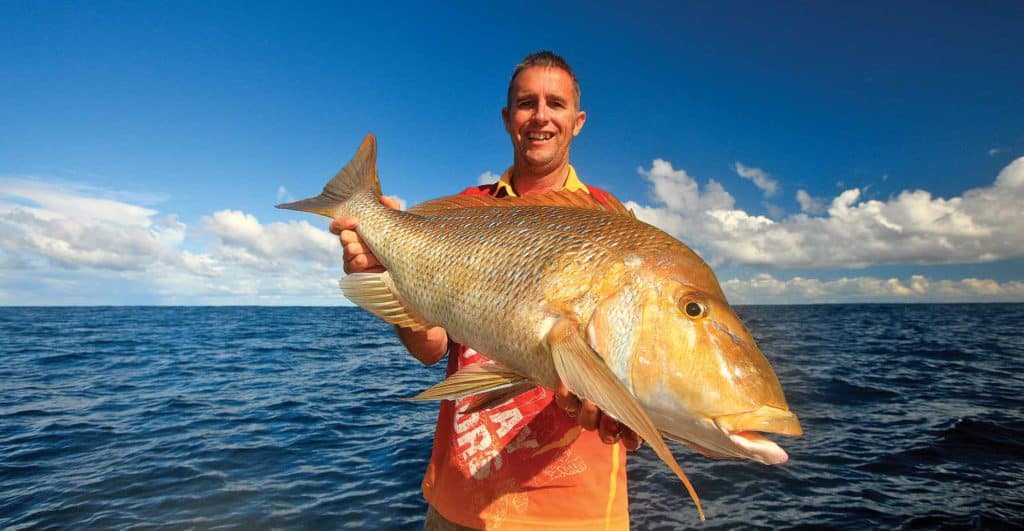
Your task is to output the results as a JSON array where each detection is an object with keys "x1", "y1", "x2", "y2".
[{"x1": 683, "y1": 301, "x2": 706, "y2": 319}]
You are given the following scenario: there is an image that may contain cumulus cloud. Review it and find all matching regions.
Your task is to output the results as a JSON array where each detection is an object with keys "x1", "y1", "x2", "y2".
[
  {"x1": 4, "y1": 157, "x2": 1024, "y2": 305},
  {"x1": 0, "y1": 179, "x2": 175, "y2": 271},
  {"x1": 734, "y1": 162, "x2": 779, "y2": 197},
  {"x1": 276, "y1": 185, "x2": 294, "y2": 204},
  {"x1": 627, "y1": 156, "x2": 1024, "y2": 269},
  {"x1": 202, "y1": 209, "x2": 337, "y2": 270},
  {"x1": 0, "y1": 178, "x2": 348, "y2": 304},
  {"x1": 795, "y1": 189, "x2": 826, "y2": 215},
  {"x1": 478, "y1": 170, "x2": 501, "y2": 186},
  {"x1": 721, "y1": 273, "x2": 1024, "y2": 304},
  {"x1": 383, "y1": 195, "x2": 408, "y2": 211}
]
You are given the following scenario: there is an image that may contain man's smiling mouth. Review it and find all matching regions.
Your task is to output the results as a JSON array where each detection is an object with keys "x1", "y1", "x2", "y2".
[{"x1": 527, "y1": 132, "x2": 554, "y2": 141}]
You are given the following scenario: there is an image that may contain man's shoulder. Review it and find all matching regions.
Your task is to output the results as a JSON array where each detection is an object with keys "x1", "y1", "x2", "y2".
[{"x1": 585, "y1": 184, "x2": 618, "y2": 206}]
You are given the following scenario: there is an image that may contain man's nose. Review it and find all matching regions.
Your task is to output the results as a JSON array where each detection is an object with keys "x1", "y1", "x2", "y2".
[{"x1": 532, "y1": 103, "x2": 549, "y2": 123}]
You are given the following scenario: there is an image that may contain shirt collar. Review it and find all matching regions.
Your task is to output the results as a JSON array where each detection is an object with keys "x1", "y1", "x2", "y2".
[{"x1": 494, "y1": 165, "x2": 590, "y2": 197}]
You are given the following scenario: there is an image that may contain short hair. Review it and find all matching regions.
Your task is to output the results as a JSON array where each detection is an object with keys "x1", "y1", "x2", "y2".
[{"x1": 506, "y1": 50, "x2": 581, "y2": 109}]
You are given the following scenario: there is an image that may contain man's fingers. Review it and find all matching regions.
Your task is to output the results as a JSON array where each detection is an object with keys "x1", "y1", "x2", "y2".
[
  {"x1": 339, "y1": 229, "x2": 362, "y2": 245},
  {"x1": 330, "y1": 216, "x2": 358, "y2": 235},
  {"x1": 622, "y1": 428, "x2": 643, "y2": 452},
  {"x1": 579, "y1": 400, "x2": 600, "y2": 431},
  {"x1": 344, "y1": 253, "x2": 381, "y2": 273},
  {"x1": 344, "y1": 241, "x2": 372, "y2": 257},
  {"x1": 381, "y1": 195, "x2": 402, "y2": 210},
  {"x1": 598, "y1": 415, "x2": 622, "y2": 444},
  {"x1": 553, "y1": 380, "x2": 581, "y2": 417}
]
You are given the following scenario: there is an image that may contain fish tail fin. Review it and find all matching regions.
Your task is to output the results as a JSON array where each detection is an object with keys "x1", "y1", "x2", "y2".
[{"x1": 276, "y1": 133, "x2": 382, "y2": 218}]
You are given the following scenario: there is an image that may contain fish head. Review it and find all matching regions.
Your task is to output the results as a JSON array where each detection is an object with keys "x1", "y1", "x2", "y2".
[{"x1": 587, "y1": 270, "x2": 802, "y2": 465}]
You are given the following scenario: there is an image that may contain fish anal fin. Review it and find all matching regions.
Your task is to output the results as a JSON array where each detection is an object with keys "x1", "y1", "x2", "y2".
[
  {"x1": 409, "y1": 190, "x2": 632, "y2": 217},
  {"x1": 546, "y1": 318, "x2": 706, "y2": 521},
  {"x1": 408, "y1": 363, "x2": 530, "y2": 403},
  {"x1": 338, "y1": 271, "x2": 429, "y2": 331},
  {"x1": 458, "y1": 382, "x2": 537, "y2": 414}
]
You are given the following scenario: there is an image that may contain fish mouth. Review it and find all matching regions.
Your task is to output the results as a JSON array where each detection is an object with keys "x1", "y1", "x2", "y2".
[{"x1": 712, "y1": 406, "x2": 803, "y2": 465}]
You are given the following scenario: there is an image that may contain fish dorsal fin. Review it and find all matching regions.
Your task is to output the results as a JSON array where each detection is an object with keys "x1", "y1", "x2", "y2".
[
  {"x1": 338, "y1": 271, "x2": 429, "y2": 331},
  {"x1": 409, "y1": 190, "x2": 634, "y2": 217}
]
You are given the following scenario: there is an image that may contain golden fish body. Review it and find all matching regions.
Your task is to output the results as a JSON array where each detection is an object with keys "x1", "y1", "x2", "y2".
[{"x1": 279, "y1": 134, "x2": 802, "y2": 520}]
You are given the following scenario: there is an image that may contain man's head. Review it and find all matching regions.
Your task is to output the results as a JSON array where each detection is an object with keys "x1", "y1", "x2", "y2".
[
  {"x1": 506, "y1": 51, "x2": 581, "y2": 110},
  {"x1": 502, "y1": 51, "x2": 587, "y2": 179}
]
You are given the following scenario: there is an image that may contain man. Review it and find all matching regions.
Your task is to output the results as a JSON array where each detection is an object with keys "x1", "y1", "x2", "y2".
[{"x1": 331, "y1": 51, "x2": 638, "y2": 530}]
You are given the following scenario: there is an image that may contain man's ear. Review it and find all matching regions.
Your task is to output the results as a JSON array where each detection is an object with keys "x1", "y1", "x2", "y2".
[
  {"x1": 573, "y1": 110, "x2": 587, "y2": 137},
  {"x1": 501, "y1": 107, "x2": 511, "y2": 133}
]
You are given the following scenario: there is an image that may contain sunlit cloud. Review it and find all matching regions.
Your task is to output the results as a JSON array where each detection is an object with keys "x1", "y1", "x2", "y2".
[
  {"x1": 722, "y1": 273, "x2": 1024, "y2": 304},
  {"x1": 627, "y1": 156, "x2": 1024, "y2": 269},
  {"x1": 2, "y1": 157, "x2": 1024, "y2": 305},
  {"x1": 734, "y1": 162, "x2": 779, "y2": 197},
  {"x1": 276, "y1": 185, "x2": 294, "y2": 204},
  {"x1": 0, "y1": 179, "x2": 347, "y2": 305},
  {"x1": 795, "y1": 189, "x2": 826, "y2": 215},
  {"x1": 477, "y1": 170, "x2": 501, "y2": 186}
]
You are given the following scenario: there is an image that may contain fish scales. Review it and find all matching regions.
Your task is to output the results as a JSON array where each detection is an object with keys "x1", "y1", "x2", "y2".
[
  {"x1": 358, "y1": 203, "x2": 652, "y2": 387},
  {"x1": 278, "y1": 133, "x2": 803, "y2": 521}
]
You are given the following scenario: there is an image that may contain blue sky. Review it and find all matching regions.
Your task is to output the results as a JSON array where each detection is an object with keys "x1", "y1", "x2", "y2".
[{"x1": 2, "y1": 1, "x2": 1023, "y2": 305}]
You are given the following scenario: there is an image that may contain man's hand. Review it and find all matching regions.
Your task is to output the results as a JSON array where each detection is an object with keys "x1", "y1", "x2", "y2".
[
  {"x1": 329, "y1": 196, "x2": 402, "y2": 274},
  {"x1": 330, "y1": 196, "x2": 448, "y2": 366},
  {"x1": 554, "y1": 379, "x2": 643, "y2": 451}
]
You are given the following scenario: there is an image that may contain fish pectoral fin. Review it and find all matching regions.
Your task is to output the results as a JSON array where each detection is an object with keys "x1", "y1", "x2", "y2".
[
  {"x1": 407, "y1": 363, "x2": 531, "y2": 405},
  {"x1": 546, "y1": 318, "x2": 706, "y2": 521},
  {"x1": 338, "y1": 272, "x2": 430, "y2": 331}
]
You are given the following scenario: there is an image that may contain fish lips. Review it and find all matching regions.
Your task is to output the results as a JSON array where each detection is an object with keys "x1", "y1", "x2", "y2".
[{"x1": 712, "y1": 406, "x2": 803, "y2": 465}]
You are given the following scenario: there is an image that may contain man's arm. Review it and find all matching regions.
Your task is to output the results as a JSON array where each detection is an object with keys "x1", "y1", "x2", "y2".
[
  {"x1": 329, "y1": 196, "x2": 448, "y2": 366},
  {"x1": 396, "y1": 325, "x2": 447, "y2": 366}
]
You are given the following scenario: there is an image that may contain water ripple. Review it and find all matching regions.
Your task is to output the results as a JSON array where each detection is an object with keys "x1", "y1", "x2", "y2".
[{"x1": 1, "y1": 304, "x2": 1023, "y2": 529}]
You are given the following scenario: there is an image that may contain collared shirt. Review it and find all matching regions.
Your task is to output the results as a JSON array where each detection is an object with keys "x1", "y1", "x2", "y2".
[
  {"x1": 491, "y1": 165, "x2": 591, "y2": 198},
  {"x1": 421, "y1": 170, "x2": 629, "y2": 531}
]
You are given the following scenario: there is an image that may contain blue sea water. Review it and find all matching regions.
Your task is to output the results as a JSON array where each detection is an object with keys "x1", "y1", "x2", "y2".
[{"x1": 1, "y1": 304, "x2": 1022, "y2": 530}]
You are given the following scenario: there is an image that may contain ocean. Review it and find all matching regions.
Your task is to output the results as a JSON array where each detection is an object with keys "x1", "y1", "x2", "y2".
[{"x1": 1, "y1": 305, "x2": 1022, "y2": 529}]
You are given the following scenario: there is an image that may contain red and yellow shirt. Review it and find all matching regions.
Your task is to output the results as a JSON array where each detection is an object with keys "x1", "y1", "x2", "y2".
[{"x1": 421, "y1": 166, "x2": 629, "y2": 530}]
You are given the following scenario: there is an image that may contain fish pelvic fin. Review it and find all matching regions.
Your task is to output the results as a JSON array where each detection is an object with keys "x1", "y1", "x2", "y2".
[
  {"x1": 408, "y1": 364, "x2": 532, "y2": 409},
  {"x1": 276, "y1": 132, "x2": 383, "y2": 218},
  {"x1": 547, "y1": 317, "x2": 706, "y2": 521},
  {"x1": 339, "y1": 271, "x2": 429, "y2": 331}
]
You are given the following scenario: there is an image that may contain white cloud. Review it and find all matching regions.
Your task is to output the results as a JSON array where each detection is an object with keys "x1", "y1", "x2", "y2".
[
  {"x1": 276, "y1": 185, "x2": 294, "y2": 204},
  {"x1": 989, "y1": 148, "x2": 1001, "y2": 157},
  {"x1": 734, "y1": 162, "x2": 779, "y2": 197},
  {"x1": 383, "y1": 195, "x2": 408, "y2": 211},
  {"x1": 627, "y1": 156, "x2": 1024, "y2": 269},
  {"x1": 478, "y1": 170, "x2": 501, "y2": 186},
  {"x1": 721, "y1": 273, "x2": 1024, "y2": 304},
  {"x1": 0, "y1": 179, "x2": 349, "y2": 305},
  {"x1": 795, "y1": 189, "x2": 826, "y2": 215},
  {"x1": 4, "y1": 157, "x2": 1024, "y2": 305},
  {"x1": 202, "y1": 209, "x2": 338, "y2": 271},
  {"x1": 763, "y1": 202, "x2": 784, "y2": 220}
]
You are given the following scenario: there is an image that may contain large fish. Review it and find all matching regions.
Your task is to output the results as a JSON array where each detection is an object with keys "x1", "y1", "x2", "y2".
[{"x1": 278, "y1": 133, "x2": 802, "y2": 520}]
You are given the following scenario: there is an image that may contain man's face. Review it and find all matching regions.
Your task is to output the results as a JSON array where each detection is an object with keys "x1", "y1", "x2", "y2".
[{"x1": 502, "y1": 66, "x2": 586, "y2": 176}]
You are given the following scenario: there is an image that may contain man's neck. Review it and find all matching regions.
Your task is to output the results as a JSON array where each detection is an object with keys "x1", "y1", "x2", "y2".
[{"x1": 511, "y1": 163, "x2": 570, "y2": 195}]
